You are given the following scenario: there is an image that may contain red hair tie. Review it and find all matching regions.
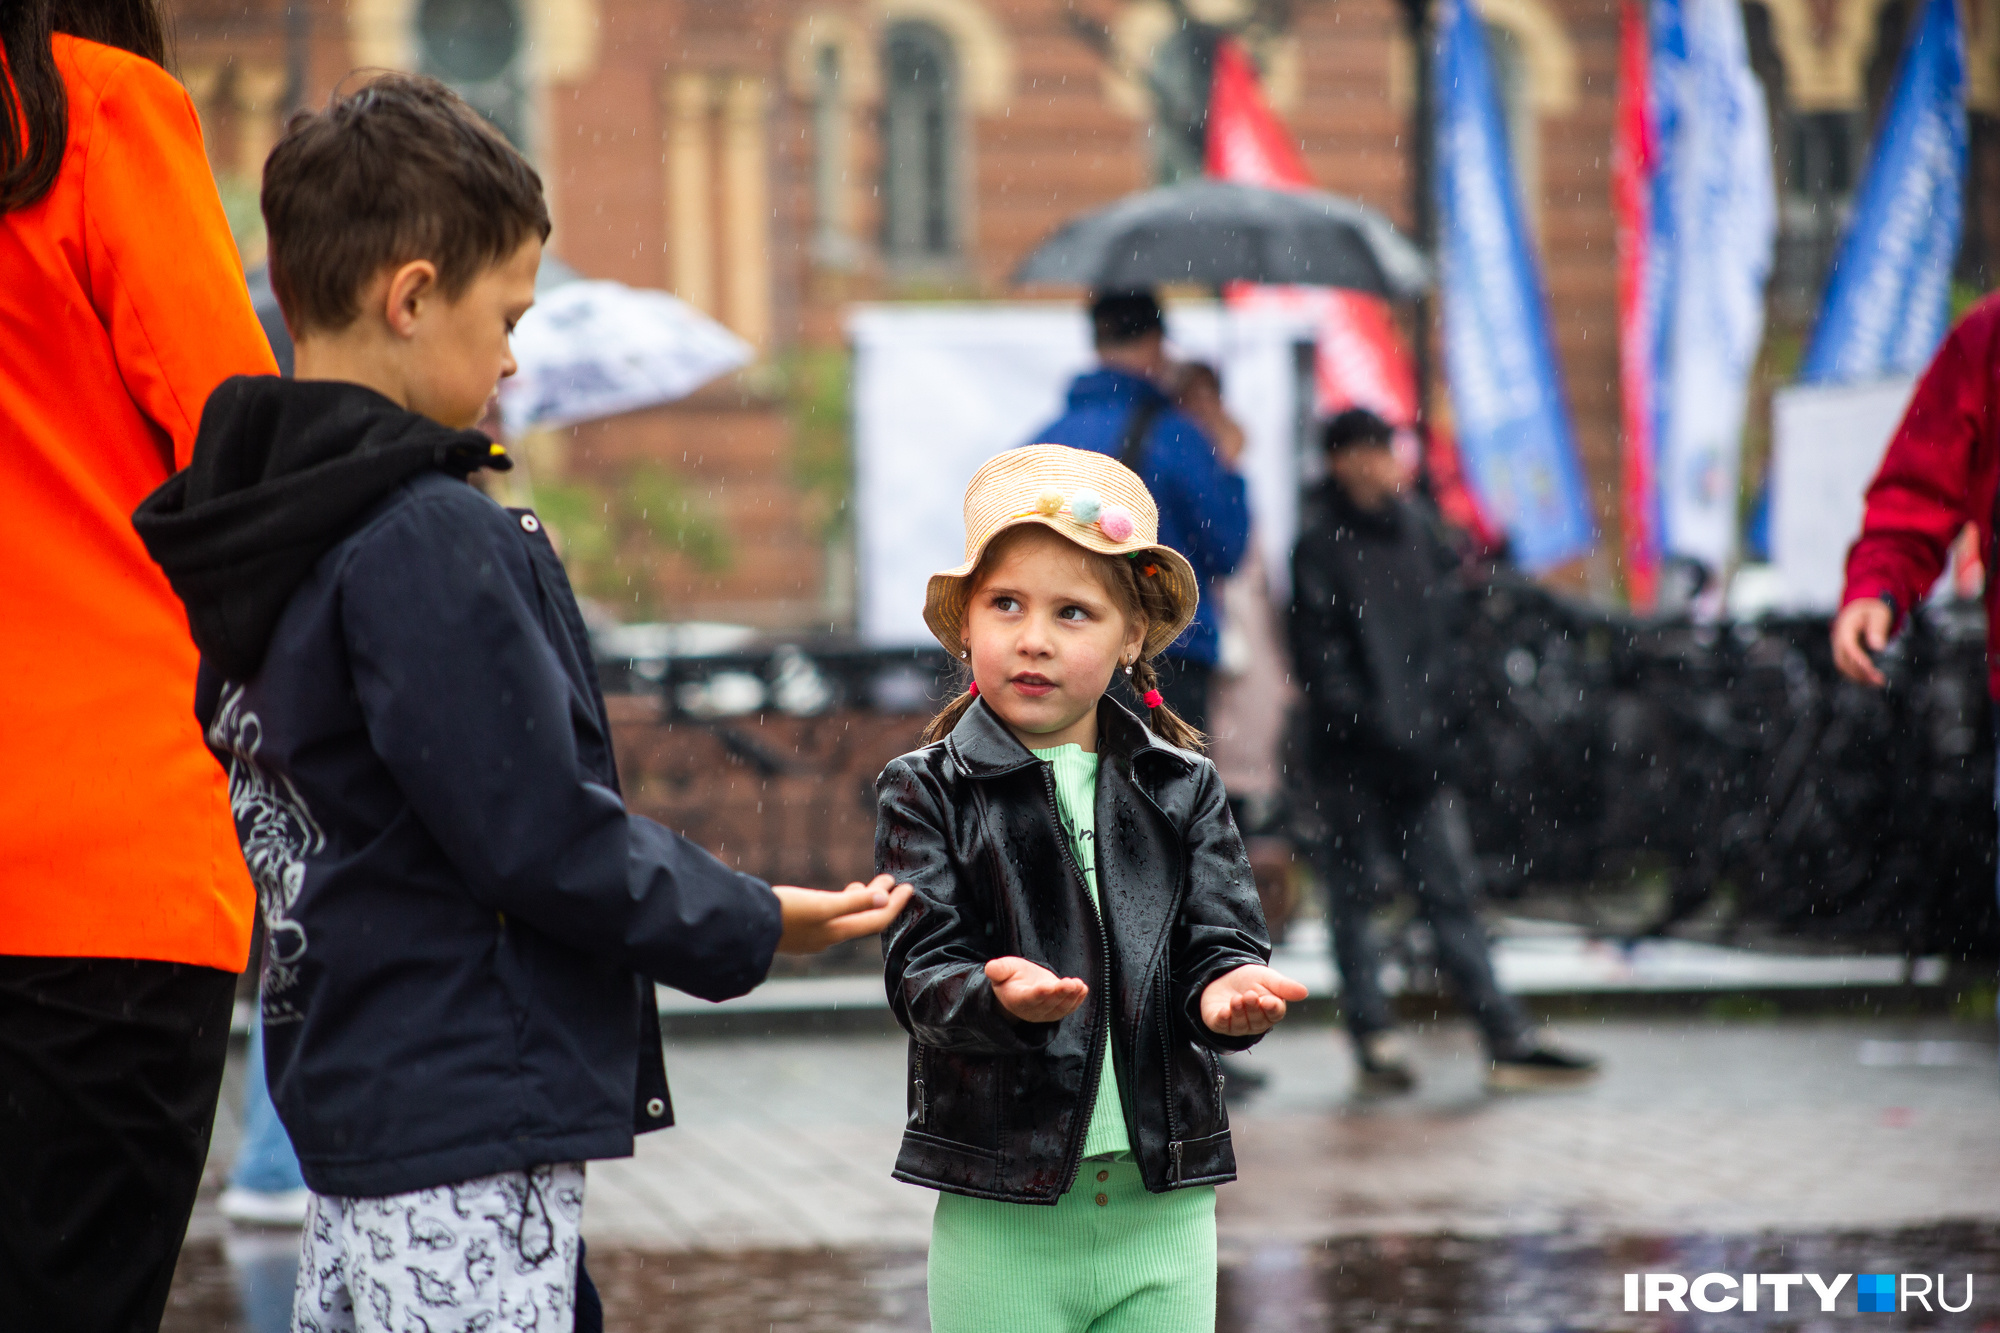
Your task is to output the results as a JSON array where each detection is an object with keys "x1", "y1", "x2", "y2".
[
  {"x1": 968, "y1": 681, "x2": 980, "y2": 697},
  {"x1": 1142, "y1": 688, "x2": 1164, "y2": 709}
]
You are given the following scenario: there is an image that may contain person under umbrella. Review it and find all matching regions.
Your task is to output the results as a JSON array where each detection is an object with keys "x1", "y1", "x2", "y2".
[{"x1": 1027, "y1": 290, "x2": 1248, "y2": 733}]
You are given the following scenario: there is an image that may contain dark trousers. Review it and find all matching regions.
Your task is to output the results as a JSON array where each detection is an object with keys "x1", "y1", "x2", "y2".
[
  {"x1": 1305, "y1": 775, "x2": 1530, "y2": 1055},
  {"x1": 0, "y1": 955, "x2": 237, "y2": 1333},
  {"x1": 1136, "y1": 656, "x2": 1212, "y2": 736},
  {"x1": 576, "y1": 1239, "x2": 604, "y2": 1331}
]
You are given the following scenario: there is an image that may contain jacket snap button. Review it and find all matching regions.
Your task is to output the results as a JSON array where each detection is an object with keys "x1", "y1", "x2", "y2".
[
  {"x1": 520, "y1": 514, "x2": 541, "y2": 533},
  {"x1": 1094, "y1": 1193, "x2": 1108, "y2": 1207},
  {"x1": 1096, "y1": 1170, "x2": 1108, "y2": 1182},
  {"x1": 645, "y1": 1097, "x2": 665, "y2": 1118}
]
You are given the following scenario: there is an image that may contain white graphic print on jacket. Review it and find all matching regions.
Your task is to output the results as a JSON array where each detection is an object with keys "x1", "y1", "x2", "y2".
[
  {"x1": 207, "y1": 682, "x2": 322, "y2": 1025},
  {"x1": 294, "y1": 1163, "x2": 586, "y2": 1333}
]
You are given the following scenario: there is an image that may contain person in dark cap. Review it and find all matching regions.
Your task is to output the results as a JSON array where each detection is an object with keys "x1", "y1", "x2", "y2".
[
  {"x1": 1028, "y1": 289, "x2": 1249, "y2": 734},
  {"x1": 1290, "y1": 408, "x2": 1599, "y2": 1094}
]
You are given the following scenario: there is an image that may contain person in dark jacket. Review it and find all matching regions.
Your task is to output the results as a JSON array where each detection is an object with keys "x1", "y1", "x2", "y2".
[
  {"x1": 1289, "y1": 409, "x2": 1597, "y2": 1094},
  {"x1": 1030, "y1": 290, "x2": 1250, "y2": 734},
  {"x1": 133, "y1": 75, "x2": 908, "y2": 1331},
  {"x1": 879, "y1": 444, "x2": 1303, "y2": 1332}
]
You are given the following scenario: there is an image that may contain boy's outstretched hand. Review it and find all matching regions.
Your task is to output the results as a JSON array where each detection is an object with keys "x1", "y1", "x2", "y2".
[
  {"x1": 1200, "y1": 965, "x2": 1309, "y2": 1037},
  {"x1": 774, "y1": 875, "x2": 913, "y2": 954},
  {"x1": 986, "y1": 956, "x2": 1090, "y2": 1024}
]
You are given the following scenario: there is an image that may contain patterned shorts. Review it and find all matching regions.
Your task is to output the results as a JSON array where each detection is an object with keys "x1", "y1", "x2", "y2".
[{"x1": 292, "y1": 1162, "x2": 585, "y2": 1333}]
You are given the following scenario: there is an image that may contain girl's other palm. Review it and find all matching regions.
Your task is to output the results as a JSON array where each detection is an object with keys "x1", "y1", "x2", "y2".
[
  {"x1": 986, "y1": 956, "x2": 1089, "y2": 1023},
  {"x1": 1200, "y1": 964, "x2": 1308, "y2": 1037}
]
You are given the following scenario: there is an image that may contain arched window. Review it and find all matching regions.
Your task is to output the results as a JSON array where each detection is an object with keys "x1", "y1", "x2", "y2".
[
  {"x1": 1147, "y1": 21, "x2": 1220, "y2": 184},
  {"x1": 418, "y1": 0, "x2": 528, "y2": 148},
  {"x1": 1484, "y1": 21, "x2": 1537, "y2": 222},
  {"x1": 1744, "y1": 0, "x2": 1865, "y2": 319},
  {"x1": 812, "y1": 44, "x2": 859, "y2": 266},
  {"x1": 881, "y1": 20, "x2": 958, "y2": 261}
]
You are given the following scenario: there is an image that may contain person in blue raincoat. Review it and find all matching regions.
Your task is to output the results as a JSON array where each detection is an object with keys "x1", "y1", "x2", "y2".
[{"x1": 1028, "y1": 290, "x2": 1249, "y2": 735}]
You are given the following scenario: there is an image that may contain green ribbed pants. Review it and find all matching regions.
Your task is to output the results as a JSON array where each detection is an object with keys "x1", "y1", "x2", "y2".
[{"x1": 926, "y1": 1160, "x2": 1216, "y2": 1333}]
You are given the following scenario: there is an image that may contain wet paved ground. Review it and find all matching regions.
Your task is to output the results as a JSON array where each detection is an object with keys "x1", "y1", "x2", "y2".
[{"x1": 167, "y1": 1014, "x2": 2000, "y2": 1329}]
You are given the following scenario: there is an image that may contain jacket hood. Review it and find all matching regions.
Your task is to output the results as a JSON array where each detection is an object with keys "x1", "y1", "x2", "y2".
[
  {"x1": 133, "y1": 375, "x2": 511, "y2": 680},
  {"x1": 1064, "y1": 366, "x2": 1168, "y2": 412}
]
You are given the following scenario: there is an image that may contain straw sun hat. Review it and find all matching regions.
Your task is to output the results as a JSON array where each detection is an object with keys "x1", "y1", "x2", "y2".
[{"x1": 923, "y1": 444, "x2": 1200, "y2": 660}]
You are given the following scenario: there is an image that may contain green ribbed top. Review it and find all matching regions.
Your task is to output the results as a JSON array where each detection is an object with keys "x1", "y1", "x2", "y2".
[{"x1": 1030, "y1": 743, "x2": 1130, "y2": 1160}]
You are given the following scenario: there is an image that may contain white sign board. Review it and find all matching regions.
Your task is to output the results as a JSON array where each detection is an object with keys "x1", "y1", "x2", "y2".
[
  {"x1": 849, "y1": 304, "x2": 1315, "y2": 648},
  {"x1": 1769, "y1": 376, "x2": 1917, "y2": 612}
]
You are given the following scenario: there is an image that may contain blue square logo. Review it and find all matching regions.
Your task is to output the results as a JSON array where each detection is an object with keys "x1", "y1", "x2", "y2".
[{"x1": 1857, "y1": 1274, "x2": 1898, "y2": 1313}]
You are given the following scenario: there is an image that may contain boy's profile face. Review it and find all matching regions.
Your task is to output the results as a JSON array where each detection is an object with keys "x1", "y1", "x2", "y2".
[{"x1": 400, "y1": 237, "x2": 542, "y2": 430}]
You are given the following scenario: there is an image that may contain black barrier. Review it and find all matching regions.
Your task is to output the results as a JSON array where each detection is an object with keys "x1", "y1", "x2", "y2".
[
  {"x1": 1444, "y1": 578, "x2": 1996, "y2": 960},
  {"x1": 596, "y1": 584, "x2": 1997, "y2": 960}
]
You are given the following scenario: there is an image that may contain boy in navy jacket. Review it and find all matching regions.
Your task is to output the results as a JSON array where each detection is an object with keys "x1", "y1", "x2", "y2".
[{"x1": 134, "y1": 74, "x2": 908, "y2": 1330}]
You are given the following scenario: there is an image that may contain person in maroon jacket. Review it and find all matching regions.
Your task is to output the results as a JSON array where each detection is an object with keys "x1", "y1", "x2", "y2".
[{"x1": 1833, "y1": 295, "x2": 2000, "y2": 690}]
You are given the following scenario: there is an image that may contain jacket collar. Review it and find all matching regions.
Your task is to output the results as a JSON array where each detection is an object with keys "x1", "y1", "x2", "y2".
[{"x1": 945, "y1": 695, "x2": 1198, "y2": 779}]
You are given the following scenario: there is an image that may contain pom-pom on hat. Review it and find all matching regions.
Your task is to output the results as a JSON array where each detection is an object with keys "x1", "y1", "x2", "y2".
[{"x1": 924, "y1": 443, "x2": 1199, "y2": 661}]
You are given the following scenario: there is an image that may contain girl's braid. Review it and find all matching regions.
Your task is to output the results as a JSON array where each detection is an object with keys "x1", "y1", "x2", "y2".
[{"x1": 1129, "y1": 655, "x2": 1205, "y2": 751}]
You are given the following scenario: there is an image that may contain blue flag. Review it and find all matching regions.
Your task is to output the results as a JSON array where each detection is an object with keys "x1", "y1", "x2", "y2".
[
  {"x1": 1435, "y1": 0, "x2": 1594, "y2": 570},
  {"x1": 1799, "y1": 0, "x2": 1965, "y2": 384}
]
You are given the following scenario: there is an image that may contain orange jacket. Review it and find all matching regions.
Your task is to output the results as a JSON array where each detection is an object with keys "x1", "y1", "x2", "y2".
[{"x1": 1, "y1": 36, "x2": 275, "y2": 969}]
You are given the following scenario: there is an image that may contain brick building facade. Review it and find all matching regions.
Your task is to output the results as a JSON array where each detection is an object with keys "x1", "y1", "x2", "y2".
[{"x1": 169, "y1": 0, "x2": 2000, "y2": 619}]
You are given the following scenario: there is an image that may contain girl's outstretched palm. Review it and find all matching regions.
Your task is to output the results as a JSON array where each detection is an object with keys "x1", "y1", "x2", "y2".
[
  {"x1": 986, "y1": 956, "x2": 1089, "y2": 1023},
  {"x1": 1200, "y1": 964, "x2": 1308, "y2": 1037}
]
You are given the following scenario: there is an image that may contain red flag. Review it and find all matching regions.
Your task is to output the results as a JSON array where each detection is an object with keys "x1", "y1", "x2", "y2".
[
  {"x1": 1614, "y1": 0, "x2": 1659, "y2": 608},
  {"x1": 1207, "y1": 39, "x2": 1312, "y2": 184},
  {"x1": 1205, "y1": 38, "x2": 1501, "y2": 550}
]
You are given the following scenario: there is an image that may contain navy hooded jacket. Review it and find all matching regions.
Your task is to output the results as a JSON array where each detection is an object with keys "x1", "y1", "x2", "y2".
[
  {"x1": 134, "y1": 377, "x2": 782, "y2": 1197},
  {"x1": 1029, "y1": 368, "x2": 1250, "y2": 665}
]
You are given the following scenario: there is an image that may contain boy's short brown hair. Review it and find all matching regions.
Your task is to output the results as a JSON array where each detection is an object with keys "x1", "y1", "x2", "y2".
[{"x1": 262, "y1": 73, "x2": 550, "y2": 336}]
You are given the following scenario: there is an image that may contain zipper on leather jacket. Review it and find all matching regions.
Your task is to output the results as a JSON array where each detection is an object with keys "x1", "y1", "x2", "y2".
[
  {"x1": 1043, "y1": 763, "x2": 1111, "y2": 1196},
  {"x1": 914, "y1": 1048, "x2": 927, "y2": 1126},
  {"x1": 915, "y1": 1078, "x2": 927, "y2": 1126},
  {"x1": 1156, "y1": 966, "x2": 1182, "y2": 1182}
]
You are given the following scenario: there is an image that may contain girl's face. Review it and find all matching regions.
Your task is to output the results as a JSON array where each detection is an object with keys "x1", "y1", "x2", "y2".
[{"x1": 962, "y1": 526, "x2": 1147, "y2": 754}]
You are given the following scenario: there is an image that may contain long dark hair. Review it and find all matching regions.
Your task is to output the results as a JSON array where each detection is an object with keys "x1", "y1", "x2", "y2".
[
  {"x1": 921, "y1": 529, "x2": 1205, "y2": 752},
  {"x1": 1, "y1": 0, "x2": 170, "y2": 212}
]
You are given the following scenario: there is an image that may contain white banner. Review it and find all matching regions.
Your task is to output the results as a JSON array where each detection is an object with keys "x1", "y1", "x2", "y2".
[
  {"x1": 849, "y1": 304, "x2": 1316, "y2": 648},
  {"x1": 1769, "y1": 377, "x2": 1917, "y2": 611}
]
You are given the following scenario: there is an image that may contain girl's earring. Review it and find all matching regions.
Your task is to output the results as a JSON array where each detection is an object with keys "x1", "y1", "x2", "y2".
[
  {"x1": 960, "y1": 648, "x2": 969, "y2": 660},
  {"x1": 1124, "y1": 662, "x2": 1134, "y2": 677}
]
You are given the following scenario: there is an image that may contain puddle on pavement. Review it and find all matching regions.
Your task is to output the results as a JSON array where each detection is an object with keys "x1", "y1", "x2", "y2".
[
  {"x1": 168, "y1": 1221, "x2": 2000, "y2": 1331},
  {"x1": 1221, "y1": 1225, "x2": 2000, "y2": 1332}
]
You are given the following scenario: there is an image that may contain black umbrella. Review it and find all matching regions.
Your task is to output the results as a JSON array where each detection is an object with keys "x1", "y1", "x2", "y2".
[{"x1": 1013, "y1": 179, "x2": 1429, "y2": 298}]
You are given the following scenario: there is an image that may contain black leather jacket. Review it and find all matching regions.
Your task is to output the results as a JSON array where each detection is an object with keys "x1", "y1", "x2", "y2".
[{"x1": 876, "y1": 697, "x2": 1271, "y2": 1204}]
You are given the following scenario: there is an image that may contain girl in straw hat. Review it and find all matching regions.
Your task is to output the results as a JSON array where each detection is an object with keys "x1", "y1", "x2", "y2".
[{"x1": 876, "y1": 444, "x2": 1306, "y2": 1332}]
